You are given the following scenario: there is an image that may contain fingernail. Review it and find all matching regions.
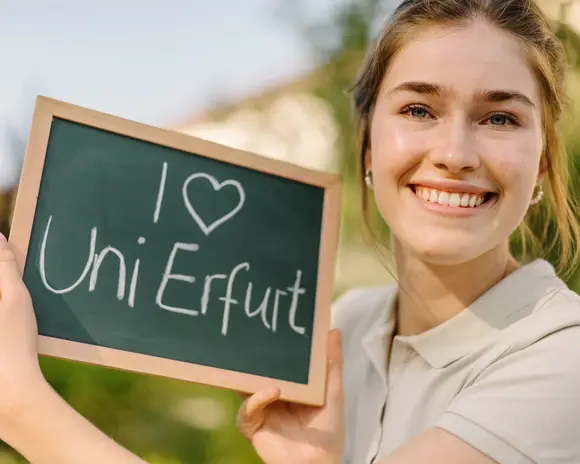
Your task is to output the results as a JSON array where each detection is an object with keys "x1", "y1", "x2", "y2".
[{"x1": 0, "y1": 233, "x2": 7, "y2": 243}]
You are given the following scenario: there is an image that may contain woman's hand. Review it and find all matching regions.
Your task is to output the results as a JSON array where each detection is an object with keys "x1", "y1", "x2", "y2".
[
  {"x1": 0, "y1": 234, "x2": 47, "y2": 418},
  {"x1": 237, "y1": 329, "x2": 345, "y2": 464},
  {"x1": 0, "y1": 235, "x2": 147, "y2": 463}
]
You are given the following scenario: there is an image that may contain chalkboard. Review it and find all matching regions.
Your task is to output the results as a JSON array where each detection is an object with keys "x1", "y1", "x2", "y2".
[{"x1": 9, "y1": 96, "x2": 341, "y2": 406}]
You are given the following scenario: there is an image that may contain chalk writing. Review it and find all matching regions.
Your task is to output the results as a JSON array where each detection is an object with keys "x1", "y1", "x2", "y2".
[
  {"x1": 39, "y1": 216, "x2": 95, "y2": 294},
  {"x1": 38, "y1": 161, "x2": 308, "y2": 337},
  {"x1": 89, "y1": 245, "x2": 126, "y2": 300},
  {"x1": 153, "y1": 162, "x2": 167, "y2": 224},
  {"x1": 128, "y1": 237, "x2": 146, "y2": 308},
  {"x1": 156, "y1": 242, "x2": 201, "y2": 316},
  {"x1": 39, "y1": 216, "x2": 307, "y2": 336},
  {"x1": 182, "y1": 172, "x2": 246, "y2": 236}
]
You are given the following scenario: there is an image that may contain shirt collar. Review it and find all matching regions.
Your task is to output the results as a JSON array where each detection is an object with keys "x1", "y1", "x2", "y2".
[{"x1": 362, "y1": 259, "x2": 565, "y2": 371}]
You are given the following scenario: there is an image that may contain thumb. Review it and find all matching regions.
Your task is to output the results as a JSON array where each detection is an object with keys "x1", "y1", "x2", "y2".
[
  {"x1": 325, "y1": 329, "x2": 343, "y2": 406},
  {"x1": 236, "y1": 387, "x2": 280, "y2": 441},
  {"x1": 0, "y1": 234, "x2": 24, "y2": 300}
]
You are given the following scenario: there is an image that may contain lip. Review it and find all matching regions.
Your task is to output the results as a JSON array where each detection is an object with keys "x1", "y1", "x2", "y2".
[
  {"x1": 409, "y1": 179, "x2": 494, "y2": 195},
  {"x1": 408, "y1": 186, "x2": 498, "y2": 217}
]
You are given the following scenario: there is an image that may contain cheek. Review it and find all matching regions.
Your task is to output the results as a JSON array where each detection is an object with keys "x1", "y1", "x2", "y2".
[
  {"x1": 482, "y1": 137, "x2": 541, "y2": 196},
  {"x1": 370, "y1": 119, "x2": 430, "y2": 185}
]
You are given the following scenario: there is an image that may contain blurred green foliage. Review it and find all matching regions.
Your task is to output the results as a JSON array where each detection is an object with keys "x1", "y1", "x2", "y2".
[{"x1": 2, "y1": 1, "x2": 580, "y2": 462}]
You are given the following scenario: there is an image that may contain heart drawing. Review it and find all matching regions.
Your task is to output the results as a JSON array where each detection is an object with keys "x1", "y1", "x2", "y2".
[{"x1": 182, "y1": 172, "x2": 246, "y2": 236}]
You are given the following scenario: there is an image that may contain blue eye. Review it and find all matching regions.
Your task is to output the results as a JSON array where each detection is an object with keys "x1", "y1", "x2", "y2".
[
  {"x1": 488, "y1": 114, "x2": 517, "y2": 126},
  {"x1": 403, "y1": 105, "x2": 432, "y2": 119},
  {"x1": 411, "y1": 107, "x2": 428, "y2": 118}
]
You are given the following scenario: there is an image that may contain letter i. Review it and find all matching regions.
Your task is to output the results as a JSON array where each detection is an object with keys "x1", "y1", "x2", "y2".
[
  {"x1": 153, "y1": 162, "x2": 168, "y2": 223},
  {"x1": 128, "y1": 237, "x2": 146, "y2": 308}
]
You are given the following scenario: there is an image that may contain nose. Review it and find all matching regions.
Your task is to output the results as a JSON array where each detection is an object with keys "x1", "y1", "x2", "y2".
[{"x1": 428, "y1": 119, "x2": 480, "y2": 174}]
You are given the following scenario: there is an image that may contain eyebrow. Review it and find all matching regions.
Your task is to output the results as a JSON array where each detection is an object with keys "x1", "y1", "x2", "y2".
[
  {"x1": 386, "y1": 81, "x2": 536, "y2": 108},
  {"x1": 481, "y1": 89, "x2": 535, "y2": 108}
]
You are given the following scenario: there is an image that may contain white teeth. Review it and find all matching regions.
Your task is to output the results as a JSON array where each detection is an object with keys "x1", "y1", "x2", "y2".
[
  {"x1": 437, "y1": 191, "x2": 449, "y2": 205},
  {"x1": 449, "y1": 193, "x2": 461, "y2": 207},
  {"x1": 413, "y1": 187, "x2": 487, "y2": 208}
]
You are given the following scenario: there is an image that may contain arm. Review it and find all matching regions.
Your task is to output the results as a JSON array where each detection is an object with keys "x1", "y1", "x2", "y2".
[
  {"x1": 0, "y1": 235, "x2": 147, "y2": 463},
  {"x1": 0, "y1": 383, "x2": 147, "y2": 464}
]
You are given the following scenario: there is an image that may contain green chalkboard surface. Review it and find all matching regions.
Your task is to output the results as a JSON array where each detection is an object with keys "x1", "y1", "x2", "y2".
[{"x1": 11, "y1": 97, "x2": 341, "y2": 405}]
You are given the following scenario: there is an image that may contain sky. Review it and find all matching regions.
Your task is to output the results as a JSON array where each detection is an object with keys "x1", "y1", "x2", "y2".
[{"x1": 0, "y1": 0, "x2": 396, "y2": 189}]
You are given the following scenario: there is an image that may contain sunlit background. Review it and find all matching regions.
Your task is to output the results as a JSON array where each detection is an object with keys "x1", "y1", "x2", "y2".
[{"x1": 1, "y1": 0, "x2": 580, "y2": 462}]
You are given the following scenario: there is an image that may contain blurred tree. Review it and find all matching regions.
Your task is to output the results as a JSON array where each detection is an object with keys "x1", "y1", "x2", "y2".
[
  {"x1": 303, "y1": 0, "x2": 387, "y2": 182},
  {"x1": 280, "y1": 0, "x2": 393, "y2": 242},
  {"x1": 525, "y1": 3, "x2": 580, "y2": 286}
]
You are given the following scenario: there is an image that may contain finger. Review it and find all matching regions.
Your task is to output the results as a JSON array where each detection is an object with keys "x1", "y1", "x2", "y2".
[
  {"x1": 236, "y1": 387, "x2": 280, "y2": 440},
  {"x1": 0, "y1": 234, "x2": 24, "y2": 300},
  {"x1": 325, "y1": 329, "x2": 344, "y2": 405}
]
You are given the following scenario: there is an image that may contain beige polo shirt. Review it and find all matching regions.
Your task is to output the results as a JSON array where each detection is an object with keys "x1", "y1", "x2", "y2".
[{"x1": 332, "y1": 259, "x2": 580, "y2": 464}]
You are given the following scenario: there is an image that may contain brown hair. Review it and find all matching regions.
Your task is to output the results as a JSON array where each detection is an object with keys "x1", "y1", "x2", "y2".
[{"x1": 351, "y1": 0, "x2": 580, "y2": 277}]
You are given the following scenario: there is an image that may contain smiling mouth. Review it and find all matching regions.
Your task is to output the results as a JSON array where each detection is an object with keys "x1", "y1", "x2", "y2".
[{"x1": 410, "y1": 185, "x2": 496, "y2": 208}]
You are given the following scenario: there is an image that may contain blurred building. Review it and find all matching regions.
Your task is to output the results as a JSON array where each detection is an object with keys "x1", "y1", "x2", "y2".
[
  {"x1": 174, "y1": 73, "x2": 340, "y2": 174},
  {"x1": 537, "y1": 0, "x2": 580, "y2": 29}
]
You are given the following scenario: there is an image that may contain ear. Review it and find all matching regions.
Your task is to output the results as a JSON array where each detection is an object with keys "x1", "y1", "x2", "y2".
[
  {"x1": 537, "y1": 173, "x2": 546, "y2": 186},
  {"x1": 537, "y1": 152, "x2": 548, "y2": 184},
  {"x1": 361, "y1": 119, "x2": 372, "y2": 172},
  {"x1": 537, "y1": 163, "x2": 547, "y2": 185},
  {"x1": 364, "y1": 147, "x2": 372, "y2": 172}
]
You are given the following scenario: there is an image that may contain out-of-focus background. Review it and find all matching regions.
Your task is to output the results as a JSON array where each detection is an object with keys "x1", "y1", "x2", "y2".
[{"x1": 1, "y1": 0, "x2": 580, "y2": 462}]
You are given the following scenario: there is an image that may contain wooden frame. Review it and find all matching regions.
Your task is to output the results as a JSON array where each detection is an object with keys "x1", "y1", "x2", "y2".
[{"x1": 9, "y1": 96, "x2": 342, "y2": 406}]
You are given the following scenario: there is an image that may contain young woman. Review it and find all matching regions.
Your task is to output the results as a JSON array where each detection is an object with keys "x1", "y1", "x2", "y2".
[{"x1": 1, "y1": 0, "x2": 580, "y2": 463}]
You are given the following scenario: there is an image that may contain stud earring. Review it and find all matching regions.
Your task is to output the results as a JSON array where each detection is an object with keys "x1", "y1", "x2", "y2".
[
  {"x1": 364, "y1": 169, "x2": 374, "y2": 190},
  {"x1": 530, "y1": 183, "x2": 544, "y2": 206}
]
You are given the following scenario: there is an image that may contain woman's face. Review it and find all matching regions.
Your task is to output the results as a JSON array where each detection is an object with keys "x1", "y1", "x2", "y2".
[{"x1": 369, "y1": 20, "x2": 544, "y2": 265}]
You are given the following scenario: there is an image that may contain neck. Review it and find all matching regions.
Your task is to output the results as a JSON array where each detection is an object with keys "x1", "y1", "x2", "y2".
[{"x1": 393, "y1": 240, "x2": 519, "y2": 336}]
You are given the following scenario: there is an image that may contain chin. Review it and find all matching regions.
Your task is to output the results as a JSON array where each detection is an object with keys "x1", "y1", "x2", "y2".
[{"x1": 399, "y1": 233, "x2": 492, "y2": 267}]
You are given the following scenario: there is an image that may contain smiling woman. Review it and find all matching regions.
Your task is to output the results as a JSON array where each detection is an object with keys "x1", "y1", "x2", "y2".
[
  {"x1": 237, "y1": 0, "x2": 580, "y2": 463},
  {"x1": 1, "y1": 1, "x2": 580, "y2": 464}
]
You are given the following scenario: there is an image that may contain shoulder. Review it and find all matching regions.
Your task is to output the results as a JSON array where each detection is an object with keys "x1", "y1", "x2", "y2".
[
  {"x1": 499, "y1": 284, "x2": 580, "y2": 353},
  {"x1": 438, "y1": 288, "x2": 580, "y2": 463},
  {"x1": 475, "y1": 259, "x2": 580, "y2": 356},
  {"x1": 500, "y1": 285, "x2": 580, "y2": 388},
  {"x1": 476, "y1": 282, "x2": 580, "y2": 399}
]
